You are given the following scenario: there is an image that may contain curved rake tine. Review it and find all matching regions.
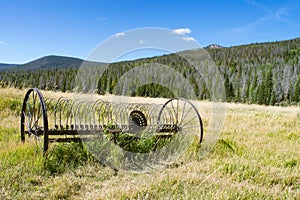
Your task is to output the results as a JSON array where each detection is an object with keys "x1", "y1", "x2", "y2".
[{"x1": 21, "y1": 88, "x2": 204, "y2": 158}]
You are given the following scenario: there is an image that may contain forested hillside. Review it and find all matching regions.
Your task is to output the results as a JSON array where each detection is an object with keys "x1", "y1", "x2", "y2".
[
  {"x1": 0, "y1": 63, "x2": 19, "y2": 70},
  {"x1": 0, "y1": 55, "x2": 104, "y2": 71},
  {"x1": 0, "y1": 37, "x2": 299, "y2": 105},
  {"x1": 210, "y1": 38, "x2": 300, "y2": 105}
]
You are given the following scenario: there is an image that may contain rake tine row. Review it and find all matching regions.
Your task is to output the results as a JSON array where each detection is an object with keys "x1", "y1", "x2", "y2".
[
  {"x1": 46, "y1": 98, "x2": 168, "y2": 131},
  {"x1": 21, "y1": 88, "x2": 203, "y2": 153}
]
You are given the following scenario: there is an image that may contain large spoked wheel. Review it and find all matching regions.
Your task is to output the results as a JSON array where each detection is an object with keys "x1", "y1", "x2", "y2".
[
  {"x1": 21, "y1": 88, "x2": 49, "y2": 153},
  {"x1": 158, "y1": 98, "x2": 203, "y2": 143}
]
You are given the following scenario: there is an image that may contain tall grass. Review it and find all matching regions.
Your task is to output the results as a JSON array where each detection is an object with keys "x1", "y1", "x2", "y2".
[{"x1": 0, "y1": 88, "x2": 299, "y2": 199}]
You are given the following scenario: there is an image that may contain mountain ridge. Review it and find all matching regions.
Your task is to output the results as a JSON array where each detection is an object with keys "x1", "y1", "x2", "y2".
[
  {"x1": 1, "y1": 37, "x2": 299, "y2": 71},
  {"x1": 1, "y1": 37, "x2": 300, "y2": 105},
  {"x1": 0, "y1": 55, "x2": 105, "y2": 71},
  {"x1": 0, "y1": 63, "x2": 19, "y2": 70},
  {"x1": 205, "y1": 44, "x2": 224, "y2": 49}
]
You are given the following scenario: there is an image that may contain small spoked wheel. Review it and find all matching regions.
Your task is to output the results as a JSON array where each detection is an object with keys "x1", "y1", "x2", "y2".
[
  {"x1": 21, "y1": 88, "x2": 49, "y2": 153},
  {"x1": 128, "y1": 110, "x2": 147, "y2": 134},
  {"x1": 157, "y1": 98, "x2": 203, "y2": 143}
]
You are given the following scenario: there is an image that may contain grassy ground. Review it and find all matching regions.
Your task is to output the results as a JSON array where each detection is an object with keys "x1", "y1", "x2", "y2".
[{"x1": 0, "y1": 87, "x2": 299, "y2": 199}]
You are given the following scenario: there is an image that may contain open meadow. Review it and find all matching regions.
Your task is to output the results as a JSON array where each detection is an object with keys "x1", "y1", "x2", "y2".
[{"x1": 0, "y1": 87, "x2": 299, "y2": 199}]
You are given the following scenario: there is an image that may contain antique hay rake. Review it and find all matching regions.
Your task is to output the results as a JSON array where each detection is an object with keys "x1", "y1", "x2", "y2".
[{"x1": 21, "y1": 88, "x2": 203, "y2": 153}]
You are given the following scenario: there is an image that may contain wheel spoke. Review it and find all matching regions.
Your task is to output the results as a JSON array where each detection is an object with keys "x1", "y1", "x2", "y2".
[
  {"x1": 32, "y1": 111, "x2": 43, "y2": 128},
  {"x1": 33, "y1": 92, "x2": 37, "y2": 128},
  {"x1": 170, "y1": 99, "x2": 176, "y2": 120},
  {"x1": 180, "y1": 125, "x2": 201, "y2": 130},
  {"x1": 157, "y1": 98, "x2": 203, "y2": 145},
  {"x1": 180, "y1": 99, "x2": 187, "y2": 125},
  {"x1": 35, "y1": 98, "x2": 41, "y2": 125},
  {"x1": 29, "y1": 132, "x2": 41, "y2": 141},
  {"x1": 180, "y1": 114, "x2": 199, "y2": 128},
  {"x1": 23, "y1": 111, "x2": 31, "y2": 131},
  {"x1": 176, "y1": 99, "x2": 179, "y2": 124},
  {"x1": 21, "y1": 89, "x2": 48, "y2": 152},
  {"x1": 27, "y1": 102, "x2": 33, "y2": 129},
  {"x1": 179, "y1": 105, "x2": 193, "y2": 126}
]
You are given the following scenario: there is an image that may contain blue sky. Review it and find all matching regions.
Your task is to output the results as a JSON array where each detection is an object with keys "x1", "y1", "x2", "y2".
[{"x1": 0, "y1": 0, "x2": 300, "y2": 64}]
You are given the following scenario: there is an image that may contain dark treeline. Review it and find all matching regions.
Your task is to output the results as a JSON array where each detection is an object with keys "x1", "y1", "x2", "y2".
[{"x1": 0, "y1": 38, "x2": 300, "y2": 105}]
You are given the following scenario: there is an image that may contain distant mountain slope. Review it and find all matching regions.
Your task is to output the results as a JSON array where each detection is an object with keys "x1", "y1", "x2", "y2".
[
  {"x1": 21, "y1": 55, "x2": 85, "y2": 70},
  {"x1": 1, "y1": 55, "x2": 105, "y2": 71},
  {"x1": 1, "y1": 37, "x2": 300, "y2": 106},
  {"x1": 0, "y1": 63, "x2": 19, "y2": 70}
]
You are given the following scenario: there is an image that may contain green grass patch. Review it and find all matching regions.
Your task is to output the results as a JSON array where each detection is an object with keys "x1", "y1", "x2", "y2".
[
  {"x1": 44, "y1": 142, "x2": 94, "y2": 174},
  {"x1": 0, "y1": 88, "x2": 300, "y2": 199}
]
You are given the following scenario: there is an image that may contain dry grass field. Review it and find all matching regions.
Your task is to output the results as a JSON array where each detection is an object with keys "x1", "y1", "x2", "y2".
[{"x1": 0, "y1": 87, "x2": 299, "y2": 199}]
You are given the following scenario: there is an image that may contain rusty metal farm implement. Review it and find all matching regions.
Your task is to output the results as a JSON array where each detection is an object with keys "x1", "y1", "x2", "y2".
[{"x1": 21, "y1": 88, "x2": 203, "y2": 154}]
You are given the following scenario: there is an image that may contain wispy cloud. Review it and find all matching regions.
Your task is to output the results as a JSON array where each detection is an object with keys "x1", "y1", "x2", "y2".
[
  {"x1": 114, "y1": 32, "x2": 125, "y2": 37},
  {"x1": 249, "y1": 1, "x2": 292, "y2": 24},
  {"x1": 230, "y1": 0, "x2": 299, "y2": 33},
  {"x1": 138, "y1": 40, "x2": 145, "y2": 44},
  {"x1": 0, "y1": 41, "x2": 7, "y2": 46},
  {"x1": 97, "y1": 17, "x2": 106, "y2": 21},
  {"x1": 246, "y1": 0, "x2": 270, "y2": 14},
  {"x1": 172, "y1": 28, "x2": 191, "y2": 35}
]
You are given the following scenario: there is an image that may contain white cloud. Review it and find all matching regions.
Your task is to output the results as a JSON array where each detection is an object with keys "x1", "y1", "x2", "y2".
[
  {"x1": 172, "y1": 28, "x2": 191, "y2": 35},
  {"x1": 114, "y1": 32, "x2": 125, "y2": 37},
  {"x1": 0, "y1": 41, "x2": 7, "y2": 46},
  {"x1": 97, "y1": 17, "x2": 106, "y2": 21},
  {"x1": 171, "y1": 28, "x2": 196, "y2": 42},
  {"x1": 138, "y1": 40, "x2": 145, "y2": 44},
  {"x1": 181, "y1": 37, "x2": 196, "y2": 42}
]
